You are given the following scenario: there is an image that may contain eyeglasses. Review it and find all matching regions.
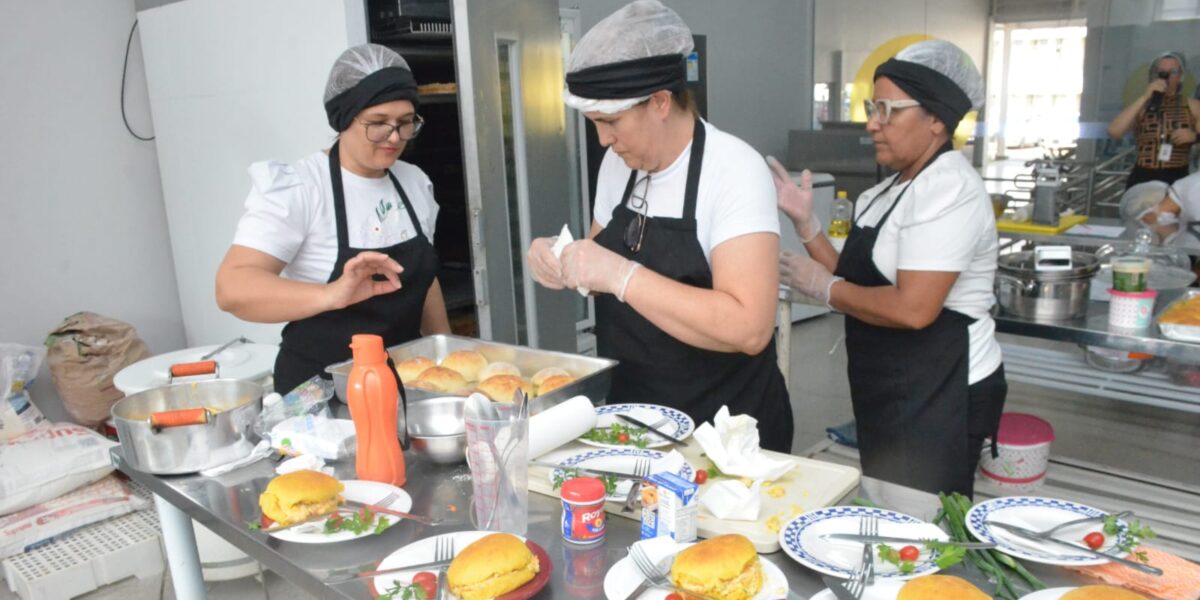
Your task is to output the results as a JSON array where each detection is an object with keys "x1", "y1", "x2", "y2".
[
  {"x1": 864, "y1": 98, "x2": 922, "y2": 125},
  {"x1": 359, "y1": 114, "x2": 425, "y2": 142},
  {"x1": 624, "y1": 175, "x2": 651, "y2": 253}
]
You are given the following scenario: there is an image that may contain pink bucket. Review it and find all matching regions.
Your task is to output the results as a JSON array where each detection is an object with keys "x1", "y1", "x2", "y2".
[{"x1": 979, "y1": 413, "x2": 1055, "y2": 492}]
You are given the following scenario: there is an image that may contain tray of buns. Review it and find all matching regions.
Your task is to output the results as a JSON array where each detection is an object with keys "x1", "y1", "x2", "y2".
[
  {"x1": 1157, "y1": 290, "x2": 1200, "y2": 342},
  {"x1": 325, "y1": 334, "x2": 617, "y2": 410}
]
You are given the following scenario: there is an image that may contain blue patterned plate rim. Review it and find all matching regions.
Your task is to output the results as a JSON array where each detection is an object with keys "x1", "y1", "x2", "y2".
[
  {"x1": 965, "y1": 496, "x2": 1132, "y2": 565},
  {"x1": 549, "y1": 447, "x2": 695, "y2": 501},
  {"x1": 778, "y1": 505, "x2": 945, "y2": 580}
]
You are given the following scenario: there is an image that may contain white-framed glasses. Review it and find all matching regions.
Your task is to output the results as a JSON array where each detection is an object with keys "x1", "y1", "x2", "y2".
[{"x1": 864, "y1": 98, "x2": 922, "y2": 125}]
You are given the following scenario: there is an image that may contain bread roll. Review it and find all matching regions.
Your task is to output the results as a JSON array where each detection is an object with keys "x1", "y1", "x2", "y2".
[
  {"x1": 670, "y1": 534, "x2": 763, "y2": 600},
  {"x1": 530, "y1": 366, "x2": 569, "y2": 388},
  {"x1": 440, "y1": 350, "x2": 488, "y2": 382},
  {"x1": 407, "y1": 379, "x2": 443, "y2": 392},
  {"x1": 1061, "y1": 586, "x2": 1148, "y2": 600},
  {"x1": 447, "y1": 533, "x2": 539, "y2": 600},
  {"x1": 479, "y1": 361, "x2": 522, "y2": 381},
  {"x1": 536, "y1": 374, "x2": 575, "y2": 396},
  {"x1": 476, "y1": 374, "x2": 533, "y2": 403},
  {"x1": 897, "y1": 575, "x2": 990, "y2": 600},
  {"x1": 395, "y1": 356, "x2": 436, "y2": 383},
  {"x1": 258, "y1": 470, "x2": 343, "y2": 527},
  {"x1": 415, "y1": 366, "x2": 470, "y2": 394}
]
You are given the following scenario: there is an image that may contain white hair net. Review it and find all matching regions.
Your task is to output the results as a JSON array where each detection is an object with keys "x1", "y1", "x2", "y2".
[
  {"x1": 563, "y1": 0, "x2": 694, "y2": 114},
  {"x1": 895, "y1": 40, "x2": 984, "y2": 110},
  {"x1": 323, "y1": 44, "x2": 413, "y2": 104}
]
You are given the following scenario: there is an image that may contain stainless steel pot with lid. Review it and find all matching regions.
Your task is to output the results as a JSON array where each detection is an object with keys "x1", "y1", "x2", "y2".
[{"x1": 996, "y1": 250, "x2": 1100, "y2": 320}]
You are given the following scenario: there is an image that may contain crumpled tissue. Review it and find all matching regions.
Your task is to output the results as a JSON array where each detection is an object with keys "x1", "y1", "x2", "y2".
[
  {"x1": 692, "y1": 406, "x2": 795, "y2": 481},
  {"x1": 700, "y1": 479, "x2": 764, "y2": 521},
  {"x1": 550, "y1": 224, "x2": 589, "y2": 296}
]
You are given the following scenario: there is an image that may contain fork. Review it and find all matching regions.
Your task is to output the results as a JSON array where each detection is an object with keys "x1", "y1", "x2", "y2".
[
  {"x1": 834, "y1": 545, "x2": 872, "y2": 600},
  {"x1": 621, "y1": 457, "x2": 654, "y2": 514},
  {"x1": 1040, "y1": 510, "x2": 1133, "y2": 538},
  {"x1": 434, "y1": 536, "x2": 455, "y2": 599},
  {"x1": 860, "y1": 515, "x2": 878, "y2": 586},
  {"x1": 628, "y1": 544, "x2": 718, "y2": 600}
]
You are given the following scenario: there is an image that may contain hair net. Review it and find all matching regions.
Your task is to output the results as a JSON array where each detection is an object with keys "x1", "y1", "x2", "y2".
[
  {"x1": 563, "y1": 0, "x2": 694, "y2": 114},
  {"x1": 323, "y1": 44, "x2": 419, "y2": 132},
  {"x1": 324, "y1": 44, "x2": 412, "y2": 104},
  {"x1": 894, "y1": 40, "x2": 984, "y2": 110},
  {"x1": 1148, "y1": 51, "x2": 1186, "y2": 81}
]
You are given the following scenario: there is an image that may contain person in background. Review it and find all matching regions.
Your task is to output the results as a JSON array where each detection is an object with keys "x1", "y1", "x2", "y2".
[
  {"x1": 525, "y1": 0, "x2": 793, "y2": 451},
  {"x1": 1108, "y1": 52, "x2": 1199, "y2": 188},
  {"x1": 774, "y1": 40, "x2": 1006, "y2": 496},
  {"x1": 216, "y1": 44, "x2": 449, "y2": 394}
]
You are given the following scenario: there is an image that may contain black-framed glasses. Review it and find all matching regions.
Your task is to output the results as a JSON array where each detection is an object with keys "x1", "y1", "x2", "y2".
[
  {"x1": 359, "y1": 114, "x2": 425, "y2": 142},
  {"x1": 624, "y1": 175, "x2": 651, "y2": 253}
]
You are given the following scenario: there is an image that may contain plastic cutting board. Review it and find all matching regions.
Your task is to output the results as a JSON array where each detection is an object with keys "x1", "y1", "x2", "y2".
[{"x1": 996, "y1": 214, "x2": 1088, "y2": 235}]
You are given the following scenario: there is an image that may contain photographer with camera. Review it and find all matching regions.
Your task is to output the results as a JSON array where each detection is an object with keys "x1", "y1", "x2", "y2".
[{"x1": 1108, "y1": 51, "x2": 1199, "y2": 189}]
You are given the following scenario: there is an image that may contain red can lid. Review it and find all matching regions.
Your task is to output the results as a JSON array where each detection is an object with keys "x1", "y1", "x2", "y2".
[
  {"x1": 996, "y1": 413, "x2": 1055, "y2": 446},
  {"x1": 561, "y1": 477, "x2": 606, "y2": 502}
]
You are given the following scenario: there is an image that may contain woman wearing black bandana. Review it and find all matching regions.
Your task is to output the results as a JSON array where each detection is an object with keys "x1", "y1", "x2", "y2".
[
  {"x1": 216, "y1": 44, "x2": 449, "y2": 394},
  {"x1": 526, "y1": 0, "x2": 794, "y2": 452},
  {"x1": 776, "y1": 40, "x2": 1006, "y2": 497}
]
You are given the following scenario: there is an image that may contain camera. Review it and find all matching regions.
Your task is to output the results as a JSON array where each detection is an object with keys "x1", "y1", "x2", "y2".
[{"x1": 1157, "y1": 71, "x2": 1171, "y2": 81}]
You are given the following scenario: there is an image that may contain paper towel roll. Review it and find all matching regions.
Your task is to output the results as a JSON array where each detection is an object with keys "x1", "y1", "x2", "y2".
[{"x1": 528, "y1": 395, "x2": 596, "y2": 458}]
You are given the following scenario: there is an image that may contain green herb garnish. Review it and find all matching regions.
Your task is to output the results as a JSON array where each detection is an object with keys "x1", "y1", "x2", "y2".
[
  {"x1": 322, "y1": 507, "x2": 388, "y2": 536},
  {"x1": 245, "y1": 521, "x2": 261, "y2": 531},
  {"x1": 551, "y1": 467, "x2": 619, "y2": 495},
  {"x1": 376, "y1": 580, "x2": 427, "y2": 600},
  {"x1": 581, "y1": 423, "x2": 649, "y2": 448},
  {"x1": 1104, "y1": 514, "x2": 1156, "y2": 563},
  {"x1": 877, "y1": 544, "x2": 917, "y2": 574}
]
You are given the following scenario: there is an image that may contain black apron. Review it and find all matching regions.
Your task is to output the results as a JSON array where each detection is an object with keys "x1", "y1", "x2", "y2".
[
  {"x1": 594, "y1": 120, "x2": 794, "y2": 452},
  {"x1": 273, "y1": 141, "x2": 439, "y2": 394},
  {"x1": 834, "y1": 146, "x2": 991, "y2": 496}
]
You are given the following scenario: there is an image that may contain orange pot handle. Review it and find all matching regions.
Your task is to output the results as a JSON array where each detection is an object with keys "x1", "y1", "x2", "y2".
[
  {"x1": 170, "y1": 360, "x2": 218, "y2": 379},
  {"x1": 150, "y1": 408, "x2": 210, "y2": 429}
]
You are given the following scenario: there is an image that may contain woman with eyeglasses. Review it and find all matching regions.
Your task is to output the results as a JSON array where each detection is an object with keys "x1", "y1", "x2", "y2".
[
  {"x1": 775, "y1": 40, "x2": 1006, "y2": 497},
  {"x1": 1108, "y1": 52, "x2": 1199, "y2": 189},
  {"x1": 216, "y1": 44, "x2": 448, "y2": 393},
  {"x1": 526, "y1": 0, "x2": 793, "y2": 451}
]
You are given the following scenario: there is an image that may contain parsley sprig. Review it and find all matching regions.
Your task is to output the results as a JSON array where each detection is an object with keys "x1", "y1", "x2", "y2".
[
  {"x1": 1104, "y1": 514, "x2": 1156, "y2": 563},
  {"x1": 376, "y1": 580, "x2": 427, "y2": 600},
  {"x1": 876, "y1": 540, "x2": 967, "y2": 574},
  {"x1": 581, "y1": 423, "x2": 649, "y2": 448},
  {"x1": 551, "y1": 467, "x2": 619, "y2": 495},
  {"x1": 323, "y1": 507, "x2": 390, "y2": 536}
]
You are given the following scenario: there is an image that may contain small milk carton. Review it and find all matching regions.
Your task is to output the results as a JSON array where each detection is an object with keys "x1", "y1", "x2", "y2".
[{"x1": 639, "y1": 472, "x2": 698, "y2": 542}]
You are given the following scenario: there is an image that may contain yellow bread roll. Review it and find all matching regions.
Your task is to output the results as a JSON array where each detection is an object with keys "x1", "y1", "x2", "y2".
[
  {"x1": 670, "y1": 534, "x2": 763, "y2": 600},
  {"x1": 415, "y1": 366, "x2": 470, "y2": 394},
  {"x1": 476, "y1": 374, "x2": 533, "y2": 403},
  {"x1": 1061, "y1": 586, "x2": 1149, "y2": 600},
  {"x1": 258, "y1": 470, "x2": 343, "y2": 527},
  {"x1": 395, "y1": 356, "x2": 436, "y2": 383},
  {"x1": 897, "y1": 574, "x2": 991, "y2": 600},
  {"x1": 440, "y1": 350, "x2": 488, "y2": 382},
  {"x1": 447, "y1": 533, "x2": 539, "y2": 600}
]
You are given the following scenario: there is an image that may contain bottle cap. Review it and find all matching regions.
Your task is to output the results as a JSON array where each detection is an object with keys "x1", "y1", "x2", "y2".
[
  {"x1": 836, "y1": 190, "x2": 848, "y2": 199},
  {"x1": 263, "y1": 393, "x2": 282, "y2": 407},
  {"x1": 350, "y1": 334, "x2": 388, "y2": 364}
]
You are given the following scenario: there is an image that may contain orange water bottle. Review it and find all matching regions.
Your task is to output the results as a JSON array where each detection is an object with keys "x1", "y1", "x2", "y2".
[{"x1": 346, "y1": 334, "x2": 406, "y2": 486}]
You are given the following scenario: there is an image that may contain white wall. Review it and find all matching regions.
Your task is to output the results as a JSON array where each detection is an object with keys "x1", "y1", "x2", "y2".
[
  {"x1": 0, "y1": 0, "x2": 185, "y2": 421},
  {"x1": 561, "y1": 0, "x2": 815, "y2": 159}
]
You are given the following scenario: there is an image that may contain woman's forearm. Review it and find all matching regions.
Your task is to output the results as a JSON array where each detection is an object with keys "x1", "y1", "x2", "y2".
[
  {"x1": 1108, "y1": 94, "x2": 1149, "y2": 138},
  {"x1": 623, "y1": 268, "x2": 777, "y2": 353},
  {"x1": 215, "y1": 264, "x2": 334, "y2": 323},
  {"x1": 829, "y1": 270, "x2": 960, "y2": 330},
  {"x1": 420, "y1": 278, "x2": 451, "y2": 335}
]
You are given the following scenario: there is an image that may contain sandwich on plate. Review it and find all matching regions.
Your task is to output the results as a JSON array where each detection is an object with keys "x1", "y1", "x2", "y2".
[
  {"x1": 258, "y1": 469, "x2": 344, "y2": 527},
  {"x1": 447, "y1": 533, "x2": 539, "y2": 600},
  {"x1": 670, "y1": 534, "x2": 763, "y2": 600}
]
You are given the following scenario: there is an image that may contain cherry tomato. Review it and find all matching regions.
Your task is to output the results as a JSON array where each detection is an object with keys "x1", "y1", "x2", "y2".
[
  {"x1": 260, "y1": 514, "x2": 274, "y2": 529},
  {"x1": 899, "y1": 545, "x2": 920, "y2": 561},
  {"x1": 617, "y1": 432, "x2": 630, "y2": 443},
  {"x1": 665, "y1": 594, "x2": 684, "y2": 600},
  {"x1": 412, "y1": 571, "x2": 438, "y2": 597},
  {"x1": 694, "y1": 469, "x2": 709, "y2": 484},
  {"x1": 1084, "y1": 531, "x2": 1105, "y2": 549}
]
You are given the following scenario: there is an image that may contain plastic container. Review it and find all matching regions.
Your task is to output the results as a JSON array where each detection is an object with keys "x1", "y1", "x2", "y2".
[
  {"x1": 560, "y1": 477, "x2": 606, "y2": 544},
  {"x1": 1092, "y1": 228, "x2": 1195, "y2": 301},
  {"x1": 979, "y1": 413, "x2": 1055, "y2": 492},
  {"x1": 1112, "y1": 257, "x2": 1150, "y2": 292},
  {"x1": 464, "y1": 398, "x2": 529, "y2": 535},
  {"x1": 1083, "y1": 345, "x2": 1151, "y2": 374},
  {"x1": 346, "y1": 334, "x2": 406, "y2": 487},
  {"x1": 1108, "y1": 288, "x2": 1158, "y2": 330}
]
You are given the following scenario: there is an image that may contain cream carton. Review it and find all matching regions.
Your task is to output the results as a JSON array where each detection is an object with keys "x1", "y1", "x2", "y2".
[{"x1": 639, "y1": 472, "x2": 698, "y2": 542}]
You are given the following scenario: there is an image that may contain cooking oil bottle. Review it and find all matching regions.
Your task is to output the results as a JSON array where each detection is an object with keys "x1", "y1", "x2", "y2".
[{"x1": 828, "y1": 190, "x2": 853, "y2": 251}]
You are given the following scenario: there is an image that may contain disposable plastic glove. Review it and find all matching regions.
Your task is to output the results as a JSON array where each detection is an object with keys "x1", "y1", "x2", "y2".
[
  {"x1": 527, "y1": 236, "x2": 565, "y2": 289},
  {"x1": 560, "y1": 239, "x2": 641, "y2": 301},
  {"x1": 780, "y1": 251, "x2": 842, "y2": 307},
  {"x1": 767, "y1": 156, "x2": 821, "y2": 243}
]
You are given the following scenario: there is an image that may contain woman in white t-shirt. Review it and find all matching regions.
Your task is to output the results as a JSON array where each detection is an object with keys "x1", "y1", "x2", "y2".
[
  {"x1": 216, "y1": 44, "x2": 449, "y2": 393},
  {"x1": 525, "y1": 1, "x2": 793, "y2": 451},
  {"x1": 776, "y1": 40, "x2": 1006, "y2": 496}
]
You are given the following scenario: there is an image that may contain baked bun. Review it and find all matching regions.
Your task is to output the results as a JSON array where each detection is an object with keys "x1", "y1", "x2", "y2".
[
  {"x1": 415, "y1": 366, "x2": 470, "y2": 394},
  {"x1": 1061, "y1": 586, "x2": 1149, "y2": 600},
  {"x1": 536, "y1": 374, "x2": 575, "y2": 396},
  {"x1": 897, "y1": 575, "x2": 990, "y2": 600},
  {"x1": 476, "y1": 374, "x2": 533, "y2": 403},
  {"x1": 447, "y1": 533, "x2": 539, "y2": 600},
  {"x1": 407, "y1": 379, "x2": 442, "y2": 392},
  {"x1": 258, "y1": 470, "x2": 343, "y2": 527},
  {"x1": 670, "y1": 534, "x2": 763, "y2": 600},
  {"x1": 530, "y1": 366, "x2": 569, "y2": 388},
  {"x1": 440, "y1": 350, "x2": 488, "y2": 382},
  {"x1": 395, "y1": 356, "x2": 436, "y2": 383},
  {"x1": 479, "y1": 361, "x2": 522, "y2": 381}
]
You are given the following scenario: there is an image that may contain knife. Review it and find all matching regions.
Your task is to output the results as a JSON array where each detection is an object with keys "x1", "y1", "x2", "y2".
[
  {"x1": 988, "y1": 521, "x2": 1163, "y2": 576},
  {"x1": 819, "y1": 575, "x2": 859, "y2": 600},
  {"x1": 325, "y1": 558, "x2": 456, "y2": 585},
  {"x1": 824, "y1": 533, "x2": 997, "y2": 549},
  {"x1": 262, "y1": 511, "x2": 341, "y2": 534},
  {"x1": 530, "y1": 460, "x2": 646, "y2": 480},
  {"x1": 616, "y1": 414, "x2": 687, "y2": 445}
]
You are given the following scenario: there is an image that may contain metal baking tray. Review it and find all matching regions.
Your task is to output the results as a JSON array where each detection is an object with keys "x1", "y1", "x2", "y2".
[
  {"x1": 325, "y1": 334, "x2": 617, "y2": 411},
  {"x1": 1157, "y1": 289, "x2": 1200, "y2": 342}
]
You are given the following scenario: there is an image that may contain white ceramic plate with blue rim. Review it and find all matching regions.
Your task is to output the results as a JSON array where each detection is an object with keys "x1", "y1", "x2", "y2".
[
  {"x1": 808, "y1": 581, "x2": 904, "y2": 600},
  {"x1": 549, "y1": 448, "x2": 694, "y2": 502},
  {"x1": 778, "y1": 506, "x2": 949, "y2": 581},
  {"x1": 269, "y1": 480, "x2": 412, "y2": 544},
  {"x1": 1017, "y1": 588, "x2": 1079, "y2": 600},
  {"x1": 966, "y1": 496, "x2": 1132, "y2": 566},
  {"x1": 577, "y1": 404, "x2": 695, "y2": 449}
]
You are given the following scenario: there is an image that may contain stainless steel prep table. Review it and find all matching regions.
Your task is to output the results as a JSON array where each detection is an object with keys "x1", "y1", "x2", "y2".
[{"x1": 113, "y1": 447, "x2": 1105, "y2": 600}]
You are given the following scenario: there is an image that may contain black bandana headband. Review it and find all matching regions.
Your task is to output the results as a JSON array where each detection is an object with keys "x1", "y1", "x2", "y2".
[
  {"x1": 566, "y1": 54, "x2": 687, "y2": 100},
  {"x1": 874, "y1": 58, "x2": 972, "y2": 133},
  {"x1": 324, "y1": 66, "x2": 419, "y2": 132}
]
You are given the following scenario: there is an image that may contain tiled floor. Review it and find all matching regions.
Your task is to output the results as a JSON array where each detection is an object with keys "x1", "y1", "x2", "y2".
[{"x1": 3, "y1": 313, "x2": 1196, "y2": 599}]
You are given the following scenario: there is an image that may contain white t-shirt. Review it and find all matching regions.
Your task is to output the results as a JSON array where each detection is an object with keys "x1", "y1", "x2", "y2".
[
  {"x1": 853, "y1": 151, "x2": 1002, "y2": 384},
  {"x1": 232, "y1": 151, "x2": 439, "y2": 284},
  {"x1": 592, "y1": 120, "x2": 780, "y2": 264}
]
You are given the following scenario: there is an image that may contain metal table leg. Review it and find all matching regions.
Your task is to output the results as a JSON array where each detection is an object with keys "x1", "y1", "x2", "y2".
[{"x1": 154, "y1": 494, "x2": 206, "y2": 600}]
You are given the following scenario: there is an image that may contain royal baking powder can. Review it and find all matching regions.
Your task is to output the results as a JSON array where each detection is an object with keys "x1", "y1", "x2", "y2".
[{"x1": 561, "y1": 477, "x2": 606, "y2": 544}]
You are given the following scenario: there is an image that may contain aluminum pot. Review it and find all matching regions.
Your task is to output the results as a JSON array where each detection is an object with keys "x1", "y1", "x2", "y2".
[
  {"x1": 111, "y1": 378, "x2": 263, "y2": 474},
  {"x1": 996, "y1": 251, "x2": 1099, "y2": 321}
]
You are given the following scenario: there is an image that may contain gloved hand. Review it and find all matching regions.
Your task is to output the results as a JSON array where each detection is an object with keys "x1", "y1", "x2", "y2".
[
  {"x1": 560, "y1": 239, "x2": 641, "y2": 300},
  {"x1": 767, "y1": 156, "x2": 821, "y2": 243},
  {"x1": 527, "y1": 236, "x2": 565, "y2": 289},
  {"x1": 780, "y1": 251, "x2": 842, "y2": 307}
]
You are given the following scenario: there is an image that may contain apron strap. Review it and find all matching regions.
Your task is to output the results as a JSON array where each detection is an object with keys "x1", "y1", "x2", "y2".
[
  {"x1": 681, "y1": 119, "x2": 706, "y2": 221},
  {"x1": 328, "y1": 140, "x2": 352, "y2": 279},
  {"x1": 385, "y1": 170, "x2": 426, "y2": 240}
]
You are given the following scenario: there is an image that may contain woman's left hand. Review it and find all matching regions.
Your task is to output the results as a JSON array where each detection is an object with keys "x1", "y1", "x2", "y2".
[
  {"x1": 560, "y1": 239, "x2": 636, "y2": 296},
  {"x1": 1170, "y1": 127, "x2": 1197, "y2": 145},
  {"x1": 780, "y1": 250, "x2": 841, "y2": 305}
]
